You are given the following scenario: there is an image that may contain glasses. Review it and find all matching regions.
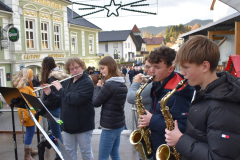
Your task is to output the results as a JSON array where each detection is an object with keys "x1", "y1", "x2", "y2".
[{"x1": 69, "y1": 66, "x2": 80, "y2": 72}]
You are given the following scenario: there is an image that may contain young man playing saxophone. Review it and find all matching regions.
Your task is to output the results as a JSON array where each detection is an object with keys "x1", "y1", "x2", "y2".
[{"x1": 138, "y1": 46, "x2": 194, "y2": 160}]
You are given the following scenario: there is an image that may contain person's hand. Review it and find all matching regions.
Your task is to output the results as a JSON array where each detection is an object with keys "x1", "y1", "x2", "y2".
[
  {"x1": 97, "y1": 80, "x2": 103, "y2": 87},
  {"x1": 51, "y1": 81, "x2": 62, "y2": 91},
  {"x1": 134, "y1": 74, "x2": 145, "y2": 84},
  {"x1": 138, "y1": 110, "x2": 152, "y2": 128},
  {"x1": 165, "y1": 120, "x2": 183, "y2": 146},
  {"x1": 21, "y1": 120, "x2": 25, "y2": 125},
  {"x1": 42, "y1": 84, "x2": 51, "y2": 95}
]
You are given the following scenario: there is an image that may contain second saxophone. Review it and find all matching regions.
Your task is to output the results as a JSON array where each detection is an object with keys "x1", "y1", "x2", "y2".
[
  {"x1": 129, "y1": 76, "x2": 155, "y2": 160},
  {"x1": 156, "y1": 79, "x2": 188, "y2": 160}
]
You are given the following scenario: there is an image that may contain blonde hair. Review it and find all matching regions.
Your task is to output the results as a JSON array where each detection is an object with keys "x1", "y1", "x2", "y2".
[{"x1": 12, "y1": 68, "x2": 30, "y2": 88}]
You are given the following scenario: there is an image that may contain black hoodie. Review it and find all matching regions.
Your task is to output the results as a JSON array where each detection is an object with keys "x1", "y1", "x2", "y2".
[{"x1": 176, "y1": 71, "x2": 240, "y2": 160}]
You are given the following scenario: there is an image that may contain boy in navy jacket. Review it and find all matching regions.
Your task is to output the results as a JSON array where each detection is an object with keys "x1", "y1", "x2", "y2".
[{"x1": 138, "y1": 46, "x2": 194, "y2": 160}]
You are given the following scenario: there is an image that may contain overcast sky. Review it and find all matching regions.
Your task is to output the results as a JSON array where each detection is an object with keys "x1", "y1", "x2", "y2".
[{"x1": 71, "y1": 0, "x2": 214, "y2": 31}]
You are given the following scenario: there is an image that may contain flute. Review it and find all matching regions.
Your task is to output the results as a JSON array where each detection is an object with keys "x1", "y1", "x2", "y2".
[{"x1": 32, "y1": 72, "x2": 83, "y2": 93}]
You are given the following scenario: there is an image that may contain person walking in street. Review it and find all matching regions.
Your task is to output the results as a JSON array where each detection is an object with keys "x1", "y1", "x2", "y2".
[
  {"x1": 41, "y1": 56, "x2": 70, "y2": 160},
  {"x1": 43, "y1": 57, "x2": 95, "y2": 160},
  {"x1": 92, "y1": 56, "x2": 127, "y2": 160},
  {"x1": 128, "y1": 67, "x2": 134, "y2": 85},
  {"x1": 12, "y1": 68, "x2": 40, "y2": 160}
]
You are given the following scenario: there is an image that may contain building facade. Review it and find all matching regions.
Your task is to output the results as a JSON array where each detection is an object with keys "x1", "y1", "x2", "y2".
[
  {"x1": 0, "y1": 0, "x2": 101, "y2": 87},
  {"x1": 99, "y1": 30, "x2": 137, "y2": 62}
]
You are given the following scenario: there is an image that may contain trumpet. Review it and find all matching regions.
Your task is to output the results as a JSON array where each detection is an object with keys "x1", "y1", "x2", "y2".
[
  {"x1": 133, "y1": 75, "x2": 150, "y2": 79},
  {"x1": 32, "y1": 72, "x2": 83, "y2": 93}
]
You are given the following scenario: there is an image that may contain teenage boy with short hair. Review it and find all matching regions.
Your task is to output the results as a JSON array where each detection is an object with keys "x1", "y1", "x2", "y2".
[
  {"x1": 165, "y1": 35, "x2": 240, "y2": 160},
  {"x1": 138, "y1": 46, "x2": 194, "y2": 160}
]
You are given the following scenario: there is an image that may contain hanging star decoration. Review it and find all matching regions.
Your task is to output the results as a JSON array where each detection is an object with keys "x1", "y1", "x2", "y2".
[{"x1": 72, "y1": 0, "x2": 156, "y2": 19}]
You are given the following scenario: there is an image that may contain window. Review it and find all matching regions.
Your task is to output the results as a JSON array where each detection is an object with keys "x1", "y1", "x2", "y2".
[
  {"x1": 128, "y1": 43, "x2": 130, "y2": 48},
  {"x1": 125, "y1": 43, "x2": 127, "y2": 48},
  {"x1": 25, "y1": 20, "x2": 35, "y2": 49},
  {"x1": 105, "y1": 43, "x2": 108, "y2": 52},
  {"x1": 114, "y1": 43, "x2": 118, "y2": 48},
  {"x1": 89, "y1": 35, "x2": 94, "y2": 53},
  {"x1": 54, "y1": 25, "x2": 61, "y2": 50},
  {"x1": 125, "y1": 54, "x2": 127, "y2": 59},
  {"x1": 41, "y1": 22, "x2": 49, "y2": 49},
  {"x1": 71, "y1": 33, "x2": 77, "y2": 53}
]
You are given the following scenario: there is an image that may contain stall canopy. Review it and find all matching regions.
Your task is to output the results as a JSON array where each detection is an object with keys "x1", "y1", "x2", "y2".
[
  {"x1": 219, "y1": 0, "x2": 240, "y2": 12},
  {"x1": 224, "y1": 55, "x2": 240, "y2": 77}
]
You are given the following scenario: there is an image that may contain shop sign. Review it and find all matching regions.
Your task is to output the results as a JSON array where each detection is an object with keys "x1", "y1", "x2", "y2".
[{"x1": 8, "y1": 27, "x2": 19, "y2": 42}]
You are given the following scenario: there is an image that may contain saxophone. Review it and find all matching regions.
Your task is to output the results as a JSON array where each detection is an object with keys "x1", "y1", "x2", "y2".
[
  {"x1": 129, "y1": 76, "x2": 155, "y2": 160},
  {"x1": 156, "y1": 79, "x2": 188, "y2": 160}
]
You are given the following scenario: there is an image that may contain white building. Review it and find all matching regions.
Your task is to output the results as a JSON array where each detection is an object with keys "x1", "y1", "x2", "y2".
[{"x1": 98, "y1": 30, "x2": 137, "y2": 61}]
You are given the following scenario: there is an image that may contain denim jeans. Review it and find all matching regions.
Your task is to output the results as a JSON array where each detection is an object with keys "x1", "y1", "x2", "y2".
[
  {"x1": 25, "y1": 126, "x2": 35, "y2": 145},
  {"x1": 98, "y1": 126, "x2": 124, "y2": 160},
  {"x1": 48, "y1": 108, "x2": 63, "y2": 158},
  {"x1": 62, "y1": 130, "x2": 94, "y2": 160}
]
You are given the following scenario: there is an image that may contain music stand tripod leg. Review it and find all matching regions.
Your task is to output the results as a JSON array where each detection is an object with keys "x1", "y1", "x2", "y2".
[{"x1": 10, "y1": 100, "x2": 18, "y2": 160}]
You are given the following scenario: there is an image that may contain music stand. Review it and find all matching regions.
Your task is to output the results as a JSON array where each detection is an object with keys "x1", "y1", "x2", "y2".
[
  {"x1": 0, "y1": 87, "x2": 28, "y2": 160},
  {"x1": 25, "y1": 103, "x2": 72, "y2": 160},
  {"x1": 21, "y1": 93, "x2": 72, "y2": 160}
]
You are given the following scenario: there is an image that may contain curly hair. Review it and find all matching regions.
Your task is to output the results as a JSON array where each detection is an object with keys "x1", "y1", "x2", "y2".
[
  {"x1": 41, "y1": 57, "x2": 57, "y2": 84},
  {"x1": 148, "y1": 46, "x2": 176, "y2": 67},
  {"x1": 99, "y1": 56, "x2": 119, "y2": 81},
  {"x1": 64, "y1": 57, "x2": 86, "y2": 74},
  {"x1": 12, "y1": 68, "x2": 30, "y2": 89}
]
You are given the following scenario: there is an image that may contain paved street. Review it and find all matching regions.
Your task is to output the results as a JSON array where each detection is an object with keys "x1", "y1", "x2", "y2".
[{"x1": 0, "y1": 73, "x2": 140, "y2": 160}]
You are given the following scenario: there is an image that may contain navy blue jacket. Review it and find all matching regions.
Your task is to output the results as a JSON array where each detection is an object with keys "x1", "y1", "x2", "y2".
[
  {"x1": 149, "y1": 71, "x2": 194, "y2": 153},
  {"x1": 122, "y1": 68, "x2": 127, "y2": 75},
  {"x1": 128, "y1": 69, "x2": 134, "y2": 80}
]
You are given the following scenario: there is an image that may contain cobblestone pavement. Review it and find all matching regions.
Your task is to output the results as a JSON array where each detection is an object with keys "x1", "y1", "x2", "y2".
[{"x1": 0, "y1": 74, "x2": 138, "y2": 132}]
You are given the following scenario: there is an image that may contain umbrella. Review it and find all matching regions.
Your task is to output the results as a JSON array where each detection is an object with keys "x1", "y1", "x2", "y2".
[
  {"x1": 224, "y1": 55, "x2": 240, "y2": 77},
  {"x1": 219, "y1": 0, "x2": 240, "y2": 12}
]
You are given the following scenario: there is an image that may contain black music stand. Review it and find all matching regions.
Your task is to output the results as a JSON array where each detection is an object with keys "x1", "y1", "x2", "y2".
[
  {"x1": 21, "y1": 93, "x2": 63, "y2": 144},
  {"x1": 0, "y1": 87, "x2": 28, "y2": 160},
  {"x1": 21, "y1": 93, "x2": 71, "y2": 160},
  {"x1": 25, "y1": 101, "x2": 72, "y2": 160}
]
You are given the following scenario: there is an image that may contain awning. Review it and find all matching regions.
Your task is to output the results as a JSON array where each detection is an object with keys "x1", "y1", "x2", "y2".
[
  {"x1": 219, "y1": 0, "x2": 240, "y2": 12},
  {"x1": 224, "y1": 55, "x2": 240, "y2": 77},
  {"x1": 179, "y1": 12, "x2": 240, "y2": 39}
]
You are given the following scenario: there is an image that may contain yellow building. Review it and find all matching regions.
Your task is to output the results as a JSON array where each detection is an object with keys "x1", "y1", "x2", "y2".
[{"x1": 143, "y1": 37, "x2": 165, "y2": 53}]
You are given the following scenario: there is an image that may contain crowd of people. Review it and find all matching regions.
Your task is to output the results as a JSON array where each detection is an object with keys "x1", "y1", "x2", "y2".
[{"x1": 9, "y1": 35, "x2": 240, "y2": 160}]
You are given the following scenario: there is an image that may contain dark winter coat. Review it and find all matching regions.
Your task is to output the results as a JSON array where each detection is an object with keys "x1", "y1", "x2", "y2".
[
  {"x1": 47, "y1": 73, "x2": 95, "y2": 134},
  {"x1": 32, "y1": 78, "x2": 40, "y2": 87},
  {"x1": 122, "y1": 68, "x2": 127, "y2": 75},
  {"x1": 42, "y1": 70, "x2": 70, "y2": 110},
  {"x1": 176, "y1": 71, "x2": 240, "y2": 160},
  {"x1": 128, "y1": 69, "x2": 134, "y2": 80},
  {"x1": 149, "y1": 71, "x2": 194, "y2": 153},
  {"x1": 92, "y1": 77, "x2": 127, "y2": 129}
]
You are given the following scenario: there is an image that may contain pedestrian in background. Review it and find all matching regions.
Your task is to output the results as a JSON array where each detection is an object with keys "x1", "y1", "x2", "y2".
[{"x1": 92, "y1": 56, "x2": 127, "y2": 160}]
